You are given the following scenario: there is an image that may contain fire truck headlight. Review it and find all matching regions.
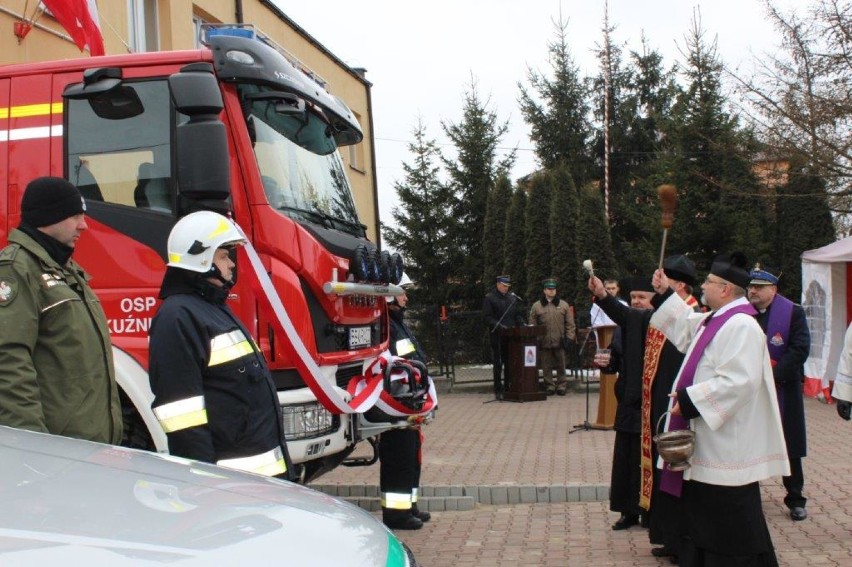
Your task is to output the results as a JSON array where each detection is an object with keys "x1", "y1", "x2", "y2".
[{"x1": 281, "y1": 402, "x2": 335, "y2": 440}]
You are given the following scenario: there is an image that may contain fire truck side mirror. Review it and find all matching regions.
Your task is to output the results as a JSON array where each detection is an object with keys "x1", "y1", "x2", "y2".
[{"x1": 169, "y1": 64, "x2": 230, "y2": 204}]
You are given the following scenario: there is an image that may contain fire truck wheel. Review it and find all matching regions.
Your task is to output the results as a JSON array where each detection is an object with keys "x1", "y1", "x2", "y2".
[{"x1": 119, "y1": 392, "x2": 155, "y2": 451}]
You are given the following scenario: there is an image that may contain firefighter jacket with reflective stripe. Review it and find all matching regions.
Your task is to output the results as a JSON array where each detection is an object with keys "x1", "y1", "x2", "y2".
[
  {"x1": 388, "y1": 306, "x2": 426, "y2": 364},
  {"x1": 149, "y1": 287, "x2": 291, "y2": 478},
  {"x1": 0, "y1": 229, "x2": 122, "y2": 444}
]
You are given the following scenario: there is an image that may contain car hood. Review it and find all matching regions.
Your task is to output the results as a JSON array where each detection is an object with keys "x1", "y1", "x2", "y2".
[{"x1": 0, "y1": 427, "x2": 408, "y2": 566}]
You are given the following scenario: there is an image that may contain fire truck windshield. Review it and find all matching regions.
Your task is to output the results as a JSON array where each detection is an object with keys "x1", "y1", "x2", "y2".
[{"x1": 239, "y1": 84, "x2": 364, "y2": 237}]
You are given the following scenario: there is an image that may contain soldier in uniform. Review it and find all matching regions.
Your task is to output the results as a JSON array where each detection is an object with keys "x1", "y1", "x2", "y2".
[
  {"x1": 529, "y1": 278, "x2": 576, "y2": 396},
  {"x1": 148, "y1": 211, "x2": 293, "y2": 479},
  {"x1": 0, "y1": 177, "x2": 122, "y2": 444}
]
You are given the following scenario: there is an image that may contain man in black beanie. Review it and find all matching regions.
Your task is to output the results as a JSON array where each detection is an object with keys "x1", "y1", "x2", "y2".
[{"x1": 0, "y1": 176, "x2": 122, "y2": 444}]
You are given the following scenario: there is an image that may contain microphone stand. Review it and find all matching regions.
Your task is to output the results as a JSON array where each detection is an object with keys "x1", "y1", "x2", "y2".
[
  {"x1": 484, "y1": 295, "x2": 521, "y2": 404},
  {"x1": 569, "y1": 321, "x2": 600, "y2": 434}
]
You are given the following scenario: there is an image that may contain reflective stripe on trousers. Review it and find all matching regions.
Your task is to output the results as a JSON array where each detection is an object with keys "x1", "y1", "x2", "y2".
[
  {"x1": 381, "y1": 491, "x2": 412, "y2": 510},
  {"x1": 217, "y1": 446, "x2": 287, "y2": 477}
]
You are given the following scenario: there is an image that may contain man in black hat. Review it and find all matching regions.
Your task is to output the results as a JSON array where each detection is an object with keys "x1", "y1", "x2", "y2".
[
  {"x1": 0, "y1": 177, "x2": 122, "y2": 444},
  {"x1": 748, "y1": 264, "x2": 810, "y2": 521},
  {"x1": 589, "y1": 274, "x2": 656, "y2": 531},
  {"x1": 651, "y1": 252, "x2": 788, "y2": 566},
  {"x1": 483, "y1": 275, "x2": 526, "y2": 399}
]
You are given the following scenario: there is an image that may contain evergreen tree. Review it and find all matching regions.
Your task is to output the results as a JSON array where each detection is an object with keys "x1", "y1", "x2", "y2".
[
  {"x1": 502, "y1": 187, "x2": 528, "y2": 298},
  {"x1": 523, "y1": 172, "x2": 554, "y2": 300},
  {"x1": 519, "y1": 15, "x2": 594, "y2": 185},
  {"x1": 442, "y1": 78, "x2": 516, "y2": 308},
  {"x1": 549, "y1": 165, "x2": 581, "y2": 305},
  {"x1": 662, "y1": 15, "x2": 770, "y2": 270},
  {"x1": 593, "y1": 38, "x2": 679, "y2": 274},
  {"x1": 382, "y1": 120, "x2": 454, "y2": 306},
  {"x1": 483, "y1": 174, "x2": 513, "y2": 286},
  {"x1": 773, "y1": 164, "x2": 835, "y2": 301}
]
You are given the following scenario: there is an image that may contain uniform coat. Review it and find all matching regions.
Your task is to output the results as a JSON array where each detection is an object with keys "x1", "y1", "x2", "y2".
[
  {"x1": 483, "y1": 287, "x2": 526, "y2": 395},
  {"x1": 149, "y1": 271, "x2": 291, "y2": 478},
  {"x1": 754, "y1": 296, "x2": 809, "y2": 459},
  {"x1": 0, "y1": 229, "x2": 122, "y2": 444},
  {"x1": 529, "y1": 296, "x2": 576, "y2": 347},
  {"x1": 381, "y1": 305, "x2": 426, "y2": 513}
]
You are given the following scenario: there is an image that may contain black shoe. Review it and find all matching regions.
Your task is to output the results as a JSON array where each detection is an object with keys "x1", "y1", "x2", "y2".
[
  {"x1": 411, "y1": 505, "x2": 431, "y2": 523},
  {"x1": 556, "y1": 387, "x2": 567, "y2": 396},
  {"x1": 383, "y1": 512, "x2": 423, "y2": 530},
  {"x1": 790, "y1": 506, "x2": 807, "y2": 521},
  {"x1": 546, "y1": 387, "x2": 556, "y2": 396},
  {"x1": 651, "y1": 546, "x2": 676, "y2": 558},
  {"x1": 612, "y1": 514, "x2": 639, "y2": 530}
]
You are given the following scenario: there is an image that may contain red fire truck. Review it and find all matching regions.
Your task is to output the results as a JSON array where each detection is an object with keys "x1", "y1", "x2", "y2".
[{"x1": 0, "y1": 26, "x2": 404, "y2": 481}]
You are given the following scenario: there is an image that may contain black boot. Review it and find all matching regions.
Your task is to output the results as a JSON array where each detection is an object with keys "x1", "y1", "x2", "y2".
[
  {"x1": 411, "y1": 504, "x2": 431, "y2": 523},
  {"x1": 612, "y1": 514, "x2": 639, "y2": 530},
  {"x1": 382, "y1": 509, "x2": 423, "y2": 530}
]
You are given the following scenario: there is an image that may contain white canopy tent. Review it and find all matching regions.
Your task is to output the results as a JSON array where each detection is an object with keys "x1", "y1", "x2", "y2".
[{"x1": 800, "y1": 236, "x2": 852, "y2": 397}]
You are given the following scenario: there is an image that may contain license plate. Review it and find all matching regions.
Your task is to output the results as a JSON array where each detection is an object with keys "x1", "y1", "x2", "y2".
[{"x1": 349, "y1": 326, "x2": 371, "y2": 349}]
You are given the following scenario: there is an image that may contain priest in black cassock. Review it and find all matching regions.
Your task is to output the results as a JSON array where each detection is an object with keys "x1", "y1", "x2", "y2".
[{"x1": 589, "y1": 274, "x2": 656, "y2": 531}]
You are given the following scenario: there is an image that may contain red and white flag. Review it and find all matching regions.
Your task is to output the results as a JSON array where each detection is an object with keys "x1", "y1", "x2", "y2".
[{"x1": 42, "y1": 0, "x2": 105, "y2": 56}]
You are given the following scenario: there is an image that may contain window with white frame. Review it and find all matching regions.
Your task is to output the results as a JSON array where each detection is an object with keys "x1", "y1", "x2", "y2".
[{"x1": 127, "y1": 0, "x2": 158, "y2": 52}]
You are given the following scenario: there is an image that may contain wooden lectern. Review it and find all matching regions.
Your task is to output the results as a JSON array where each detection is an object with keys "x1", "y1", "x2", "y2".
[
  {"x1": 502, "y1": 326, "x2": 547, "y2": 402},
  {"x1": 591, "y1": 324, "x2": 617, "y2": 429}
]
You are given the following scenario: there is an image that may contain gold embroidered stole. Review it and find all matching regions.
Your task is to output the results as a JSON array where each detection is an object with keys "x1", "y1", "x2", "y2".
[
  {"x1": 640, "y1": 294, "x2": 699, "y2": 510},
  {"x1": 639, "y1": 325, "x2": 666, "y2": 510}
]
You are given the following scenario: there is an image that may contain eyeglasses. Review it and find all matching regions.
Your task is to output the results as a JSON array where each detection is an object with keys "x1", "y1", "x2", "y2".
[{"x1": 703, "y1": 277, "x2": 729, "y2": 287}]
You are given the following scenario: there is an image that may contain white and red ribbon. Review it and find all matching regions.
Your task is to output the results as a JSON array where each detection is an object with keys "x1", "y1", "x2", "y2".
[{"x1": 237, "y1": 227, "x2": 436, "y2": 417}]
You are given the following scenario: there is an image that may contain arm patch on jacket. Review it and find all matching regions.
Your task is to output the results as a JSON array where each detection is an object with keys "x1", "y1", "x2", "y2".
[{"x1": 0, "y1": 278, "x2": 17, "y2": 306}]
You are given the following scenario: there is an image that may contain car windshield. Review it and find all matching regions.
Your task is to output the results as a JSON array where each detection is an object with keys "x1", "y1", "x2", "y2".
[{"x1": 238, "y1": 84, "x2": 364, "y2": 237}]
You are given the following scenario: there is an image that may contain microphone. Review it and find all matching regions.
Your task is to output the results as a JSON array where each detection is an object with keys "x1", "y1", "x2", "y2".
[{"x1": 511, "y1": 292, "x2": 524, "y2": 302}]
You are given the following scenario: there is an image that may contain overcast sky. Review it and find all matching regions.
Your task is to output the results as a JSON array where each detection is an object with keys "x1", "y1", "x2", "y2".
[{"x1": 272, "y1": 0, "x2": 802, "y2": 234}]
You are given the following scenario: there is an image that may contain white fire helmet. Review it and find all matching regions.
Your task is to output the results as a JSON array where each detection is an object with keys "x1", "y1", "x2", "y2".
[
  {"x1": 386, "y1": 272, "x2": 413, "y2": 303},
  {"x1": 167, "y1": 211, "x2": 246, "y2": 273}
]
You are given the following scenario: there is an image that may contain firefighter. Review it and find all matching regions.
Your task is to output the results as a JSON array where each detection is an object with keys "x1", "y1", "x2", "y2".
[
  {"x1": 148, "y1": 211, "x2": 293, "y2": 480},
  {"x1": 380, "y1": 277, "x2": 431, "y2": 530}
]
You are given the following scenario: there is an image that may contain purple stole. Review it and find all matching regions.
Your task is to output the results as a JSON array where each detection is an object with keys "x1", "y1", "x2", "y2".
[
  {"x1": 659, "y1": 302, "x2": 758, "y2": 497},
  {"x1": 764, "y1": 295, "x2": 794, "y2": 415}
]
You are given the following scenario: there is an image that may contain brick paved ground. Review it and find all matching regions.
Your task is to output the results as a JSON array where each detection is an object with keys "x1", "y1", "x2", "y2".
[{"x1": 313, "y1": 389, "x2": 852, "y2": 566}]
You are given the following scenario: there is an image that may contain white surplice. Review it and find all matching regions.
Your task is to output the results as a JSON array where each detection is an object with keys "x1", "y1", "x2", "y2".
[
  {"x1": 651, "y1": 295, "x2": 790, "y2": 486},
  {"x1": 833, "y1": 322, "x2": 852, "y2": 403}
]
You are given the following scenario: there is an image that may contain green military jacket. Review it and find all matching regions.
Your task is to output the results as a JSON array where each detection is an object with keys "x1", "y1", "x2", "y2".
[
  {"x1": 0, "y1": 229, "x2": 122, "y2": 444},
  {"x1": 529, "y1": 296, "x2": 577, "y2": 349}
]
